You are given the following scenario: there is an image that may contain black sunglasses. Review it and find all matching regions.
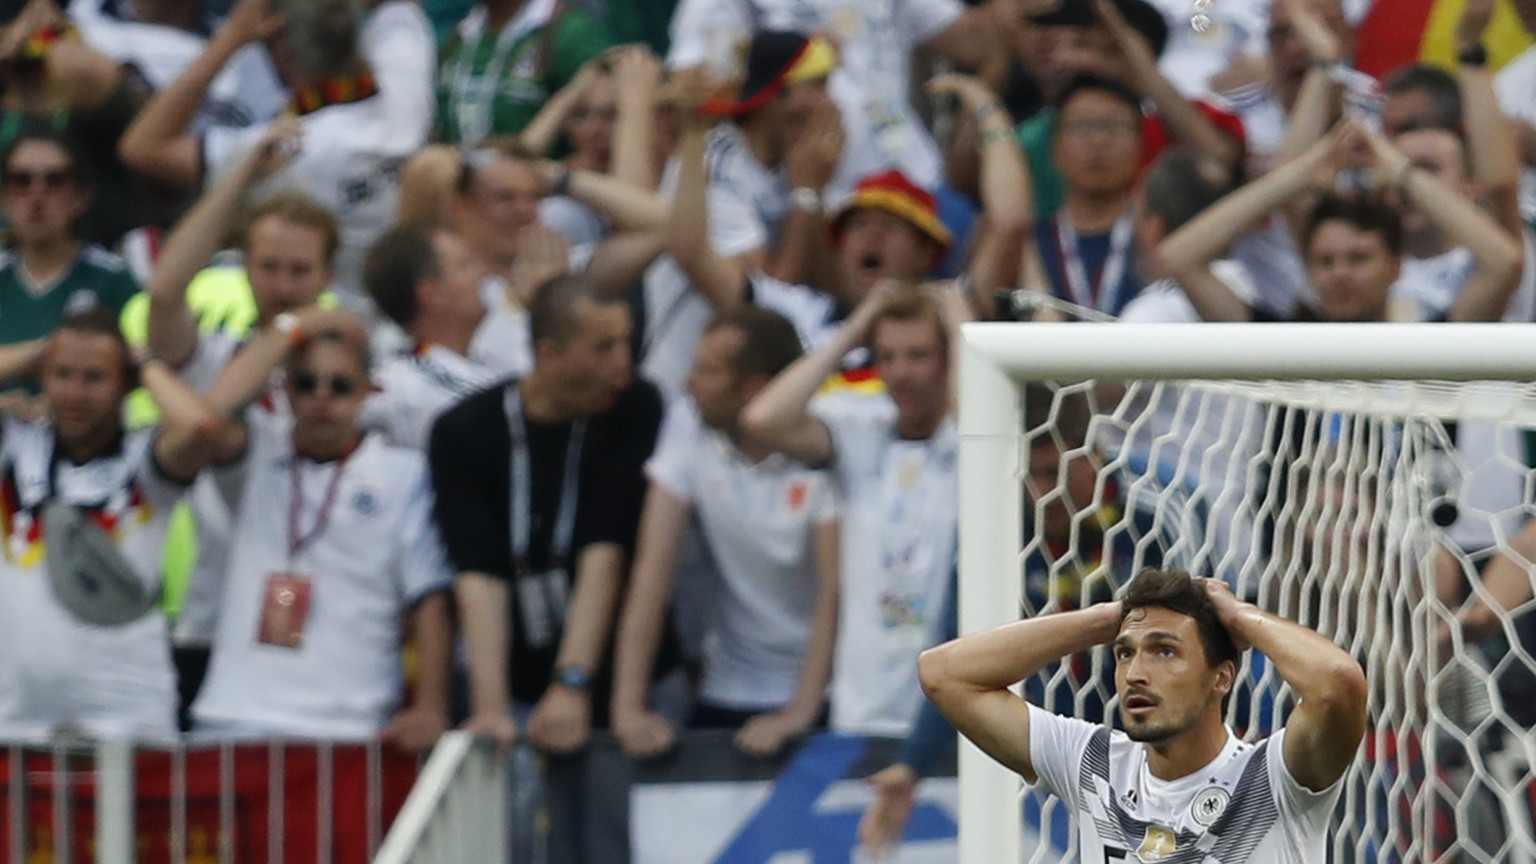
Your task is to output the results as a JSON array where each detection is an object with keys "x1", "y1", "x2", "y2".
[
  {"x1": 3, "y1": 169, "x2": 72, "y2": 191},
  {"x1": 291, "y1": 372, "x2": 359, "y2": 397}
]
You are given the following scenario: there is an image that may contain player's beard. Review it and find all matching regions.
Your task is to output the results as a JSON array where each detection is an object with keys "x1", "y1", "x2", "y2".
[{"x1": 1120, "y1": 701, "x2": 1200, "y2": 744}]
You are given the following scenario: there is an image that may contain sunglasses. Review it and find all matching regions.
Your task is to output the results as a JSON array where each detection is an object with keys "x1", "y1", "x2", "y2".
[
  {"x1": 3, "y1": 169, "x2": 72, "y2": 191},
  {"x1": 291, "y1": 372, "x2": 359, "y2": 397}
]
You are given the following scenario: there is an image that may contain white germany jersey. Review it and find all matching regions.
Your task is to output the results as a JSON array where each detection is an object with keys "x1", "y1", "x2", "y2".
[
  {"x1": 0, "y1": 420, "x2": 185, "y2": 740},
  {"x1": 819, "y1": 406, "x2": 957, "y2": 736},
  {"x1": 1027, "y1": 706, "x2": 1340, "y2": 863},
  {"x1": 192, "y1": 413, "x2": 453, "y2": 738},
  {"x1": 365, "y1": 341, "x2": 506, "y2": 450},
  {"x1": 646, "y1": 399, "x2": 836, "y2": 710},
  {"x1": 203, "y1": 1, "x2": 435, "y2": 297}
]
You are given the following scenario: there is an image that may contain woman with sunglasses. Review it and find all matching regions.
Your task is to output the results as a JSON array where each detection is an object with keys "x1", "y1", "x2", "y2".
[
  {"x1": 0, "y1": 130, "x2": 138, "y2": 374},
  {"x1": 182, "y1": 306, "x2": 453, "y2": 751}
]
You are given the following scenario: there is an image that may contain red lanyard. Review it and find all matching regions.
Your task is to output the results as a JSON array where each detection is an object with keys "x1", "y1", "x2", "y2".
[{"x1": 287, "y1": 450, "x2": 352, "y2": 564}]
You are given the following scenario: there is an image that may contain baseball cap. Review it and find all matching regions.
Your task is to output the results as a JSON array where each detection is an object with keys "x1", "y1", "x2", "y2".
[
  {"x1": 704, "y1": 31, "x2": 838, "y2": 117},
  {"x1": 44, "y1": 500, "x2": 157, "y2": 626},
  {"x1": 831, "y1": 170, "x2": 954, "y2": 256}
]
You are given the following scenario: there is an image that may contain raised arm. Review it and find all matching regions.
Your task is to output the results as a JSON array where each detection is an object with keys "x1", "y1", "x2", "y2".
[
  {"x1": 740, "y1": 286, "x2": 890, "y2": 468},
  {"x1": 771, "y1": 98, "x2": 842, "y2": 288},
  {"x1": 0, "y1": 340, "x2": 47, "y2": 385},
  {"x1": 928, "y1": 73, "x2": 1035, "y2": 310},
  {"x1": 517, "y1": 59, "x2": 601, "y2": 158},
  {"x1": 118, "y1": 0, "x2": 284, "y2": 187},
  {"x1": 1361, "y1": 129, "x2": 1523, "y2": 321},
  {"x1": 918, "y1": 601, "x2": 1124, "y2": 782},
  {"x1": 610, "y1": 484, "x2": 693, "y2": 758},
  {"x1": 608, "y1": 46, "x2": 665, "y2": 190},
  {"x1": 143, "y1": 358, "x2": 224, "y2": 484},
  {"x1": 147, "y1": 118, "x2": 302, "y2": 367},
  {"x1": 1158, "y1": 129, "x2": 1347, "y2": 321},
  {"x1": 1455, "y1": 0, "x2": 1524, "y2": 235},
  {"x1": 1202, "y1": 579, "x2": 1365, "y2": 792},
  {"x1": 667, "y1": 79, "x2": 750, "y2": 312},
  {"x1": 1094, "y1": 0, "x2": 1238, "y2": 167},
  {"x1": 537, "y1": 160, "x2": 668, "y2": 231}
]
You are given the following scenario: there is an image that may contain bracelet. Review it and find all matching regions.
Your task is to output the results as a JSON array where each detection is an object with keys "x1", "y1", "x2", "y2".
[
  {"x1": 979, "y1": 125, "x2": 1013, "y2": 147},
  {"x1": 272, "y1": 311, "x2": 304, "y2": 345}
]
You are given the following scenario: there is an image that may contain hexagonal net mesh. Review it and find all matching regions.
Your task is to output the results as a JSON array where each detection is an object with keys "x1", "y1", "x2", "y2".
[{"x1": 1013, "y1": 377, "x2": 1536, "y2": 863}]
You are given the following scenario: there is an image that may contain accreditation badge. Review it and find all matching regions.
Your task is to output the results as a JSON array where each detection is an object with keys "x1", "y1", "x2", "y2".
[
  {"x1": 257, "y1": 572, "x2": 314, "y2": 649},
  {"x1": 516, "y1": 568, "x2": 570, "y2": 650}
]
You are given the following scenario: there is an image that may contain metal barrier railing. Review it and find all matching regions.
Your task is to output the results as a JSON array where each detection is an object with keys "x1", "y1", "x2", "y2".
[
  {"x1": 1, "y1": 737, "x2": 422, "y2": 864},
  {"x1": 372, "y1": 732, "x2": 510, "y2": 864}
]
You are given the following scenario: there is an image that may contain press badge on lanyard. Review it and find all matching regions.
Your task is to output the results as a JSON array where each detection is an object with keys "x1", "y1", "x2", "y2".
[
  {"x1": 258, "y1": 453, "x2": 351, "y2": 649},
  {"x1": 505, "y1": 386, "x2": 586, "y2": 650}
]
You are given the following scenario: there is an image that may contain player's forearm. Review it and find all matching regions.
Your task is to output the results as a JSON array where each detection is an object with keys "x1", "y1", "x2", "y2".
[
  {"x1": 739, "y1": 331, "x2": 850, "y2": 443},
  {"x1": 518, "y1": 81, "x2": 584, "y2": 158},
  {"x1": 1222, "y1": 603, "x2": 1364, "y2": 712},
  {"x1": 1278, "y1": 68, "x2": 1335, "y2": 166},
  {"x1": 1141, "y1": 66, "x2": 1238, "y2": 167},
  {"x1": 566, "y1": 168, "x2": 667, "y2": 231},
  {"x1": 457, "y1": 573, "x2": 513, "y2": 715},
  {"x1": 667, "y1": 126, "x2": 747, "y2": 310},
  {"x1": 1159, "y1": 155, "x2": 1312, "y2": 276},
  {"x1": 920, "y1": 602, "x2": 1123, "y2": 697},
  {"x1": 204, "y1": 325, "x2": 292, "y2": 419},
  {"x1": 611, "y1": 80, "x2": 659, "y2": 190},
  {"x1": 0, "y1": 339, "x2": 46, "y2": 383}
]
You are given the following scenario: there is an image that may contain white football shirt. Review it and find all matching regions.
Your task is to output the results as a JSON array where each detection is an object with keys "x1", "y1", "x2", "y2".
[
  {"x1": 818, "y1": 404, "x2": 957, "y2": 735},
  {"x1": 192, "y1": 413, "x2": 453, "y2": 738},
  {"x1": 0, "y1": 420, "x2": 185, "y2": 740},
  {"x1": 203, "y1": 1, "x2": 435, "y2": 299},
  {"x1": 1028, "y1": 706, "x2": 1341, "y2": 863},
  {"x1": 647, "y1": 399, "x2": 836, "y2": 710}
]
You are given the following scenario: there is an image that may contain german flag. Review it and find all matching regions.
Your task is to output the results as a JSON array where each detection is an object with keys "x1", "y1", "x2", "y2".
[{"x1": 1354, "y1": 0, "x2": 1533, "y2": 77}]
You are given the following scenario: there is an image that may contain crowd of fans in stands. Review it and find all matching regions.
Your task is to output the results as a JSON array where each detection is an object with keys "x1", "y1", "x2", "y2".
[{"x1": 1, "y1": 0, "x2": 1536, "y2": 857}]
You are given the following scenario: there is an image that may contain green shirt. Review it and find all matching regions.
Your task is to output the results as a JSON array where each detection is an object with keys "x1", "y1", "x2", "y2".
[
  {"x1": 436, "y1": 4, "x2": 612, "y2": 143},
  {"x1": 1016, "y1": 109, "x2": 1065, "y2": 223},
  {"x1": 0, "y1": 245, "x2": 138, "y2": 346}
]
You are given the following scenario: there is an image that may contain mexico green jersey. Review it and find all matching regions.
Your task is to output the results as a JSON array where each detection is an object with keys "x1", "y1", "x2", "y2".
[
  {"x1": 436, "y1": 2, "x2": 611, "y2": 143},
  {"x1": 0, "y1": 245, "x2": 138, "y2": 346}
]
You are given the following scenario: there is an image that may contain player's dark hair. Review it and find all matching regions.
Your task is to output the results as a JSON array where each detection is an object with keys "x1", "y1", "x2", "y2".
[
  {"x1": 529, "y1": 272, "x2": 626, "y2": 348},
  {"x1": 1121, "y1": 569, "x2": 1240, "y2": 672},
  {"x1": 1303, "y1": 192, "x2": 1404, "y2": 258},
  {"x1": 364, "y1": 223, "x2": 440, "y2": 329},
  {"x1": 705, "y1": 306, "x2": 804, "y2": 380}
]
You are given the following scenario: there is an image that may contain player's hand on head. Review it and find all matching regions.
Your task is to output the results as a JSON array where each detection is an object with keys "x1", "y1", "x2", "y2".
[
  {"x1": 857, "y1": 763, "x2": 918, "y2": 858},
  {"x1": 613, "y1": 706, "x2": 677, "y2": 758},
  {"x1": 251, "y1": 115, "x2": 304, "y2": 180},
  {"x1": 1199, "y1": 578, "x2": 1254, "y2": 650}
]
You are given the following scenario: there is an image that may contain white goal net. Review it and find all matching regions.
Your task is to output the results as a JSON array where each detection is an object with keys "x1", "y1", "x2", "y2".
[{"x1": 956, "y1": 322, "x2": 1536, "y2": 864}]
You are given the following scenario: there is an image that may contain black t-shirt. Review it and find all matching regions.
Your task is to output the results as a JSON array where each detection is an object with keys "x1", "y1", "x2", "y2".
[{"x1": 428, "y1": 377, "x2": 666, "y2": 710}]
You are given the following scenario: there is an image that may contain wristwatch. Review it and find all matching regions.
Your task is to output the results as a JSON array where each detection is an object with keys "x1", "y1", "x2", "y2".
[
  {"x1": 554, "y1": 665, "x2": 592, "y2": 693},
  {"x1": 1457, "y1": 43, "x2": 1488, "y2": 68},
  {"x1": 790, "y1": 186, "x2": 824, "y2": 216}
]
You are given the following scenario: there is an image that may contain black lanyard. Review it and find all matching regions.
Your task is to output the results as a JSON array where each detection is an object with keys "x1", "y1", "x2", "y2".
[{"x1": 504, "y1": 385, "x2": 586, "y2": 576}]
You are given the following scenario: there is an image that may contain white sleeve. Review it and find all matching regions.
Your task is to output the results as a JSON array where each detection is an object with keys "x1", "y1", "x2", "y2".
[
  {"x1": 708, "y1": 181, "x2": 768, "y2": 258},
  {"x1": 1495, "y1": 47, "x2": 1536, "y2": 123},
  {"x1": 667, "y1": 0, "x2": 750, "y2": 67},
  {"x1": 813, "y1": 403, "x2": 882, "y2": 495},
  {"x1": 903, "y1": 0, "x2": 966, "y2": 46},
  {"x1": 394, "y1": 463, "x2": 456, "y2": 603},
  {"x1": 362, "y1": 0, "x2": 435, "y2": 147},
  {"x1": 202, "y1": 122, "x2": 267, "y2": 185},
  {"x1": 644, "y1": 399, "x2": 703, "y2": 503},
  {"x1": 807, "y1": 472, "x2": 838, "y2": 524},
  {"x1": 749, "y1": 274, "x2": 836, "y2": 349},
  {"x1": 1025, "y1": 703, "x2": 1101, "y2": 812},
  {"x1": 1264, "y1": 728, "x2": 1346, "y2": 835}
]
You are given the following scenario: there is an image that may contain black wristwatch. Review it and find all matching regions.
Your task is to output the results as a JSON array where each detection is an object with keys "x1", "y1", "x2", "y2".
[
  {"x1": 554, "y1": 665, "x2": 592, "y2": 693},
  {"x1": 1458, "y1": 43, "x2": 1488, "y2": 68}
]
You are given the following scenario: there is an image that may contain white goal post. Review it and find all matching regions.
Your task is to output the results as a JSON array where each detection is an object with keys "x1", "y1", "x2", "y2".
[{"x1": 955, "y1": 322, "x2": 1536, "y2": 864}]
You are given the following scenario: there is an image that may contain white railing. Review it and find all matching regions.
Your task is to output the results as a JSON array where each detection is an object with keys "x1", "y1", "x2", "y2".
[{"x1": 371, "y1": 732, "x2": 510, "y2": 864}]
